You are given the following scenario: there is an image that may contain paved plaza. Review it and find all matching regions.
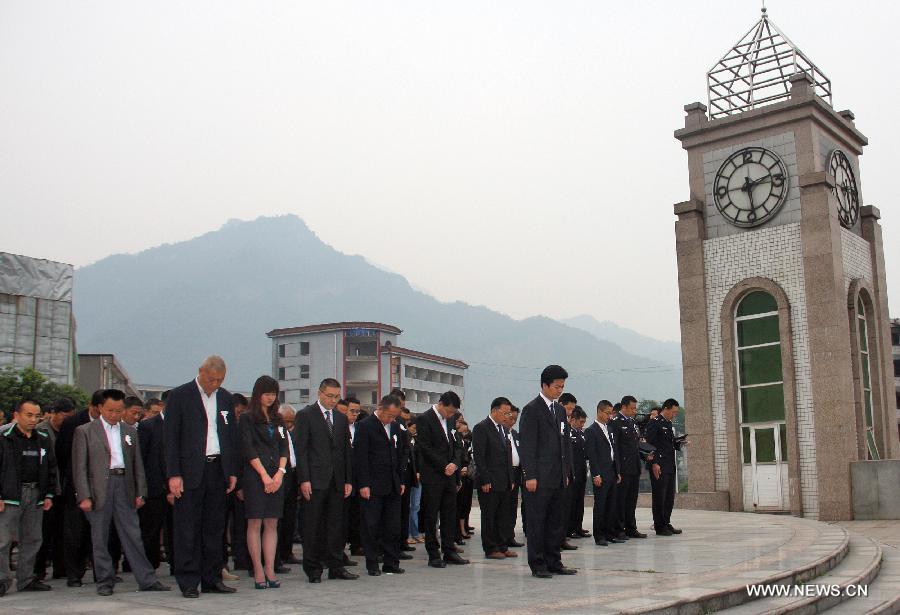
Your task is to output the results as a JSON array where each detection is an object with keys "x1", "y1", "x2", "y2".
[{"x1": 2, "y1": 507, "x2": 897, "y2": 614}]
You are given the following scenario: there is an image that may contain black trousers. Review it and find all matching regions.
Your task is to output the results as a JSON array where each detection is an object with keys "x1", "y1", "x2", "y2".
[
  {"x1": 302, "y1": 485, "x2": 345, "y2": 578},
  {"x1": 343, "y1": 493, "x2": 361, "y2": 552},
  {"x1": 522, "y1": 486, "x2": 564, "y2": 573},
  {"x1": 455, "y1": 477, "x2": 473, "y2": 538},
  {"x1": 277, "y1": 470, "x2": 298, "y2": 562},
  {"x1": 399, "y1": 484, "x2": 411, "y2": 541},
  {"x1": 650, "y1": 471, "x2": 676, "y2": 529},
  {"x1": 173, "y1": 459, "x2": 227, "y2": 592},
  {"x1": 139, "y1": 494, "x2": 174, "y2": 571},
  {"x1": 567, "y1": 479, "x2": 587, "y2": 533},
  {"x1": 476, "y1": 487, "x2": 511, "y2": 554},
  {"x1": 62, "y1": 482, "x2": 93, "y2": 582},
  {"x1": 617, "y1": 473, "x2": 640, "y2": 532},
  {"x1": 360, "y1": 492, "x2": 401, "y2": 571},
  {"x1": 503, "y1": 478, "x2": 520, "y2": 545},
  {"x1": 34, "y1": 495, "x2": 65, "y2": 578},
  {"x1": 226, "y1": 492, "x2": 249, "y2": 569},
  {"x1": 558, "y1": 480, "x2": 572, "y2": 543},
  {"x1": 591, "y1": 475, "x2": 616, "y2": 539},
  {"x1": 421, "y1": 479, "x2": 457, "y2": 560}
]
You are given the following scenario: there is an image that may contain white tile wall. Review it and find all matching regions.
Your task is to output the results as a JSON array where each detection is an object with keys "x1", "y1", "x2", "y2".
[
  {"x1": 703, "y1": 223, "x2": 819, "y2": 518},
  {"x1": 840, "y1": 228, "x2": 873, "y2": 292}
]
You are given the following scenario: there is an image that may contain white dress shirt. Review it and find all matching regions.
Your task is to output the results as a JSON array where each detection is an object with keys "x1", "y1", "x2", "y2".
[
  {"x1": 317, "y1": 401, "x2": 335, "y2": 427},
  {"x1": 286, "y1": 429, "x2": 296, "y2": 468},
  {"x1": 596, "y1": 420, "x2": 615, "y2": 462},
  {"x1": 196, "y1": 378, "x2": 221, "y2": 455},
  {"x1": 508, "y1": 430, "x2": 520, "y2": 468},
  {"x1": 383, "y1": 422, "x2": 392, "y2": 441},
  {"x1": 539, "y1": 391, "x2": 556, "y2": 413},
  {"x1": 349, "y1": 423, "x2": 356, "y2": 445},
  {"x1": 102, "y1": 418, "x2": 125, "y2": 470},
  {"x1": 432, "y1": 406, "x2": 450, "y2": 441}
]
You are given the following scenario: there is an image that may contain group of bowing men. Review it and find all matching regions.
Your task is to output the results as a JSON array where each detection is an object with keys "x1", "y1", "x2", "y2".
[{"x1": 1, "y1": 356, "x2": 685, "y2": 599}]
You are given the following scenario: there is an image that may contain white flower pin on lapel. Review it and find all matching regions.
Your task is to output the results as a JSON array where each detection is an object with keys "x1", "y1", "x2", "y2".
[
  {"x1": 220, "y1": 411, "x2": 229, "y2": 425},
  {"x1": 278, "y1": 426, "x2": 285, "y2": 438},
  {"x1": 125, "y1": 434, "x2": 133, "y2": 446}
]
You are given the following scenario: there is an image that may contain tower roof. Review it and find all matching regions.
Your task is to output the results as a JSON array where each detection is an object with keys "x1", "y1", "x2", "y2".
[{"x1": 707, "y1": 7, "x2": 832, "y2": 119}]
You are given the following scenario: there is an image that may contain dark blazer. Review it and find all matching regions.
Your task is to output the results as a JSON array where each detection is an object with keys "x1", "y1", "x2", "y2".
[
  {"x1": 0, "y1": 423, "x2": 57, "y2": 505},
  {"x1": 644, "y1": 416, "x2": 681, "y2": 474},
  {"x1": 584, "y1": 422, "x2": 619, "y2": 481},
  {"x1": 610, "y1": 413, "x2": 642, "y2": 476},
  {"x1": 138, "y1": 414, "x2": 167, "y2": 498},
  {"x1": 415, "y1": 408, "x2": 461, "y2": 486},
  {"x1": 518, "y1": 395, "x2": 570, "y2": 489},
  {"x1": 73, "y1": 419, "x2": 146, "y2": 510},
  {"x1": 238, "y1": 413, "x2": 290, "y2": 475},
  {"x1": 471, "y1": 417, "x2": 513, "y2": 491},
  {"x1": 164, "y1": 380, "x2": 238, "y2": 489},
  {"x1": 57, "y1": 409, "x2": 92, "y2": 485},
  {"x1": 352, "y1": 414, "x2": 405, "y2": 496},
  {"x1": 294, "y1": 402, "x2": 352, "y2": 490},
  {"x1": 570, "y1": 428, "x2": 588, "y2": 483}
]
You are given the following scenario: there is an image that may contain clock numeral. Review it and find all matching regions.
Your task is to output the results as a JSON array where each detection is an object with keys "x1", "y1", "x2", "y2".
[
  {"x1": 772, "y1": 174, "x2": 784, "y2": 188},
  {"x1": 716, "y1": 185, "x2": 728, "y2": 198},
  {"x1": 747, "y1": 210, "x2": 757, "y2": 222},
  {"x1": 742, "y1": 151, "x2": 753, "y2": 164}
]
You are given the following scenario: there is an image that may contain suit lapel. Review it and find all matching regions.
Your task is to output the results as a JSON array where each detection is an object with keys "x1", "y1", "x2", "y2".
[{"x1": 94, "y1": 419, "x2": 110, "y2": 455}]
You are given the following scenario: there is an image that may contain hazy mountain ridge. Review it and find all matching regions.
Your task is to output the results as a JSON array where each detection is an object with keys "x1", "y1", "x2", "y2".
[{"x1": 74, "y1": 215, "x2": 683, "y2": 410}]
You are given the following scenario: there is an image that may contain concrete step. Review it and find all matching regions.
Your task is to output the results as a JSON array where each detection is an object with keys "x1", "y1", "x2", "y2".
[
  {"x1": 716, "y1": 533, "x2": 882, "y2": 614},
  {"x1": 826, "y1": 542, "x2": 900, "y2": 615}
]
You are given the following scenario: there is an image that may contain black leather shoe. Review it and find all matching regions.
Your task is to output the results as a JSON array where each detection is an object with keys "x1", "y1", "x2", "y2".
[
  {"x1": 367, "y1": 569, "x2": 381, "y2": 576},
  {"x1": 97, "y1": 585, "x2": 113, "y2": 596},
  {"x1": 274, "y1": 565, "x2": 291, "y2": 574},
  {"x1": 141, "y1": 582, "x2": 171, "y2": 591},
  {"x1": 328, "y1": 568, "x2": 359, "y2": 580},
  {"x1": 400, "y1": 544, "x2": 416, "y2": 552},
  {"x1": 608, "y1": 537, "x2": 627, "y2": 543},
  {"x1": 656, "y1": 528, "x2": 673, "y2": 536},
  {"x1": 443, "y1": 553, "x2": 469, "y2": 565},
  {"x1": 398, "y1": 552, "x2": 413, "y2": 560},
  {"x1": 560, "y1": 541, "x2": 578, "y2": 550},
  {"x1": 531, "y1": 570, "x2": 552, "y2": 578},
  {"x1": 548, "y1": 566, "x2": 577, "y2": 575},
  {"x1": 428, "y1": 559, "x2": 447, "y2": 568},
  {"x1": 567, "y1": 531, "x2": 581, "y2": 539},
  {"x1": 594, "y1": 539, "x2": 608, "y2": 546},
  {"x1": 308, "y1": 576, "x2": 322, "y2": 583},
  {"x1": 667, "y1": 525, "x2": 683, "y2": 534},
  {"x1": 182, "y1": 588, "x2": 200, "y2": 598},
  {"x1": 66, "y1": 579, "x2": 82, "y2": 587},
  {"x1": 616, "y1": 532, "x2": 628, "y2": 540},
  {"x1": 21, "y1": 580, "x2": 52, "y2": 591},
  {"x1": 625, "y1": 530, "x2": 647, "y2": 538},
  {"x1": 113, "y1": 575, "x2": 123, "y2": 583},
  {"x1": 509, "y1": 540, "x2": 525, "y2": 547},
  {"x1": 202, "y1": 582, "x2": 237, "y2": 593},
  {"x1": 382, "y1": 566, "x2": 405, "y2": 574}
]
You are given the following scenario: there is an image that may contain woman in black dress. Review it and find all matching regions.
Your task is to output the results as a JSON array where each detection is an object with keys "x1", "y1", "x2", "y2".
[{"x1": 239, "y1": 376, "x2": 289, "y2": 589}]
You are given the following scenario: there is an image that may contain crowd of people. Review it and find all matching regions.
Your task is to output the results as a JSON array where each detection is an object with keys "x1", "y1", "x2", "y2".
[{"x1": 0, "y1": 357, "x2": 685, "y2": 598}]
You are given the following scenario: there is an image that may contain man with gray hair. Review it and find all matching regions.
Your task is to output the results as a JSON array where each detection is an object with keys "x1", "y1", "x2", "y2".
[
  {"x1": 164, "y1": 356, "x2": 239, "y2": 598},
  {"x1": 275, "y1": 404, "x2": 301, "y2": 568}
]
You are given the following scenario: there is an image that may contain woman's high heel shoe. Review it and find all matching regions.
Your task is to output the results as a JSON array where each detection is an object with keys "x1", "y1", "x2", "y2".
[
  {"x1": 254, "y1": 580, "x2": 267, "y2": 590},
  {"x1": 266, "y1": 577, "x2": 281, "y2": 589}
]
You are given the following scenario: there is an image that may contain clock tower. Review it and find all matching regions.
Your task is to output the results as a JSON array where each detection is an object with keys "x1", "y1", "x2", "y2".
[{"x1": 673, "y1": 9, "x2": 898, "y2": 520}]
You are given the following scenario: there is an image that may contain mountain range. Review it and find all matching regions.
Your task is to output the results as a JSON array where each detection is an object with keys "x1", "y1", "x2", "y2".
[{"x1": 73, "y1": 215, "x2": 683, "y2": 410}]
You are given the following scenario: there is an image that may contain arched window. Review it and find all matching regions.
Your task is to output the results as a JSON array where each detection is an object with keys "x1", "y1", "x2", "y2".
[{"x1": 856, "y1": 297, "x2": 879, "y2": 460}]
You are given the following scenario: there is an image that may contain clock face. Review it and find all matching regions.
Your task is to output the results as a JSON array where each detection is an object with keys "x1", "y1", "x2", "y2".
[
  {"x1": 828, "y1": 149, "x2": 860, "y2": 229},
  {"x1": 713, "y1": 147, "x2": 789, "y2": 228}
]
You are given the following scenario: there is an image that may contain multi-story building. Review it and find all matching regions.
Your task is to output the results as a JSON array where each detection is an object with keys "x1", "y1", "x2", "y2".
[
  {"x1": 267, "y1": 322, "x2": 466, "y2": 412},
  {"x1": 77, "y1": 353, "x2": 143, "y2": 399}
]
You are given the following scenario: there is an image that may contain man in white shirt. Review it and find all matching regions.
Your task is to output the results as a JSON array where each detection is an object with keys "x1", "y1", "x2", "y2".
[
  {"x1": 584, "y1": 400, "x2": 622, "y2": 546},
  {"x1": 275, "y1": 404, "x2": 302, "y2": 568}
]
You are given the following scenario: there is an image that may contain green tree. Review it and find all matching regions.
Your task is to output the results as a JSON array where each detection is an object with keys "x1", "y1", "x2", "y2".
[
  {"x1": 0, "y1": 367, "x2": 89, "y2": 421},
  {"x1": 637, "y1": 399, "x2": 660, "y2": 416}
]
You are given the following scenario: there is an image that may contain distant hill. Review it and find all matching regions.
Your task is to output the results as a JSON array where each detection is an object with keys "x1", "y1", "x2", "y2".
[
  {"x1": 560, "y1": 315, "x2": 682, "y2": 368},
  {"x1": 73, "y1": 215, "x2": 682, "y2": 411}
]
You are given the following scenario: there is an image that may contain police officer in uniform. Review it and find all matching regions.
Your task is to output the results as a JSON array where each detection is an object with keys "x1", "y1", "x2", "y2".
[{"x1": 644, "y1": 398, "x2": 685, "y2": 536}]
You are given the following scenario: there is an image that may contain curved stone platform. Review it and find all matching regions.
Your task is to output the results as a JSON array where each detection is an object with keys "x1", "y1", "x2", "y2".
[{"x1": 0, "y1": 508, "x2": 890, "y2": 615}]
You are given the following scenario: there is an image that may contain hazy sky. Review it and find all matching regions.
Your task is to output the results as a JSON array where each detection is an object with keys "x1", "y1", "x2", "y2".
[{"x1": 2, "y1": 1, "x2": 898, "y2": 341}]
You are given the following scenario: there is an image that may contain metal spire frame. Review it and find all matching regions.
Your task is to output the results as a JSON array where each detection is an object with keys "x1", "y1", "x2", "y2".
[{"x1": 707, "y1": 8, "x2": 832, "y2": 119}]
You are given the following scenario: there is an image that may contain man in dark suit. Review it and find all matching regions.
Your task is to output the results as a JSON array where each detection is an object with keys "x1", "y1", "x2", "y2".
[
  {"x1": 164, "y1": 356, "x2": 239, "y2": 598},
  {"x1": 645, "y1": 398, "x2": 685, "y2": 536},
  {"x1": 518, "y1": 365, "x2": 576, "y2": 579},
  {"x1": 472, "y1": 397, "x2": 516, "y2": 560},
  {"x1": 338, "y1": 397, "x2": 363, "y2": 563},
  {"x1": 566, "y1": 406, "x2": 590, "y2": 539},
  {"x1": 275, "y1": 404, "x2": 301, "y2": 567},
  {"x1": 610, "y1": 395, "x2": 651, "y2": 539},
  {"x1": 392, "y1": 390, "x2": 415, "y2": 559},
  {"x1": 56, "y1": 389, "x2": 104, "y2": 587},
  {"x1": 500, "y1": 405, "x2": 524, "y2": 549},
  {"x1": 295, "y1": 378, "x2": 357, "y2": 583},
  {"x1": 138, "y1": 404, "x2": 174, "y2": 573},
  {"x1": 352, "y1": 395, "x2": 406, "y2": 576},
  {"x1": 416, "y1": 391, "x2": 468, "y2": 568},
  {"x1": 585, "y1": 400, "x2": 622, "y2": 546},
  {"x1": 555, "y1": 393, "x2": 578, "y2": 551},
  {"x1": 72, "y1": 389, "x2": 169, "y2": 596}
]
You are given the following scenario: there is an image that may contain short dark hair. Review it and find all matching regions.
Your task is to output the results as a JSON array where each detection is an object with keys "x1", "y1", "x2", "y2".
[
  {"x1": 161, "y1": 389, "x2": 171, "y2": 402},
  {"x1": 540, "y1": 365, "x2": 568, "y2": 386},
  {"x1": 379, "y1": 394, "x2": 402, "y2": 410},
  {"x1": 144, "y1": 397, "x2": 163, "y2": 410},
  {"x1": 51, "y1": 397, "x2": 76, "y2": 414},
  {"x1": 389, "y1": 388, "x2": 406, "y2": 401},
  {"x1": 571, "y1": 406, "x2": 588, "y2": 420},
  {"x1": 490, "y1": 396, "x2": 512, "y2": 410},
  {"x1": 439, "y1": 391, "x2": 461, "y2": 409},
  {"x1": 99, "y1": 389, "x2": 126, "y2": 404},
  {"x1": 406, "y1": 416, "x2": 417, "y2": 426},
  {"x1": 319, "y1": 378, "x2": 341, "y2": 391},
  {"x1": 232, "y1": 393, "x2": 249, "y2": 407},
  {"x1": 345, "y1": 396, "x2": 361, "y2": 406},
  {"x1": 662, "y1": 398, "x2": 680, "y2": 410},
  {"x1": 14, "y1": 399, "x2": 39, "y2": 413},
  {"x1": 558, "y1": 393, "x2": 577, "y2": 406},
  {"x1": 123, "y1": 396, "x2": 144, "y2": 409},
  {"x1": 597, "y1": 399, "x2": 613, "y2": 411},
  {"x1": 337, "y1": 399, "x2": 349, "y2": 407},
  {"x1": 613, "y1": 403, "x2": 622, "y2": 413},
  {"x1": 90, "y1": 389, "x2": 106, "y2": 407},
  {"x1": 620, "y1": 395, "x2": 637, "y2": 407}
]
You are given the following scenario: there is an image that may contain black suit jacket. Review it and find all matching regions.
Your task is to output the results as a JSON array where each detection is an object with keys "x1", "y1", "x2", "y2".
[
  {"x1": 138, "y1": 414, "x2": 167, "y2": 498},
  {"x1": 644, "y1": 416, "x2": 681, "y2": 474},
  {"x1": 584, "y1": 421, "x2": 619, "y2": 481},
  {"x1": 518, "y1": 396, "x2": 571, "y2": 489},
  {"x1": 238, "y1": 413, "x2": 290, "y2": 475},
  {"x1": 352, "y1": 414, "x2": 405, "y2": 496},
  {"x1": 57, "y1": 409, "x2": 92, "y2": 487},
  {"x1": 295, "y1": 402, "x2": 352, "y2": 490},
  {"x1": 610, "y1": 413, "x2": 642, "y2": 476},
  {"x1": 570, "y1": 428, "x2": 587, "y2": 483},
  {"x1": 164, "y1": 380, "x2": 238, "y2": 489},
  {"x1": 471, "y1": 417, "x2": 513, "y2": 491},
  {"x1": 416, "y1": 408, "x2": 461, "y2": 486}
]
